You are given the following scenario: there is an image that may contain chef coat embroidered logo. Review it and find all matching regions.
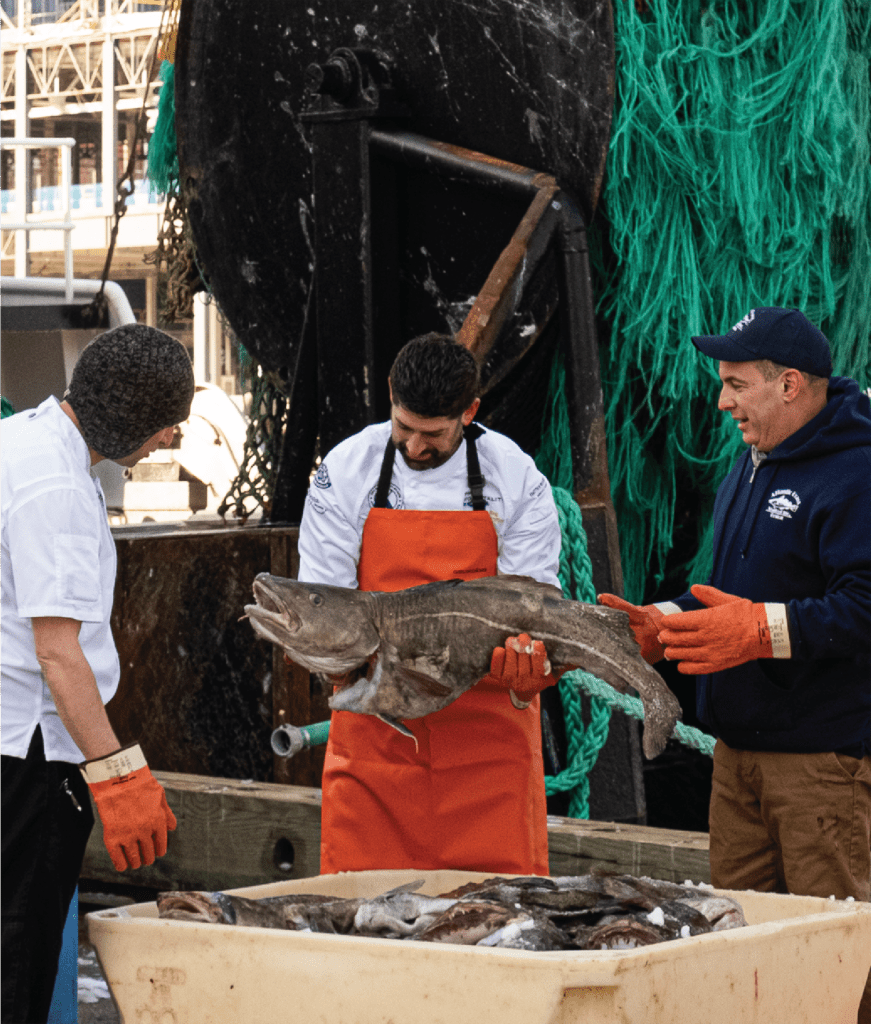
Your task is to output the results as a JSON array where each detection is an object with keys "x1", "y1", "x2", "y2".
[
  {"x1": 731, "y1": 310, "x2": 756, "y2": 333},
  {"x1": 766, "y1": 489, "x2": 800, "y2": 521},
  {"x1": 313, "y1": 463, "x2": 331, "y2": 489},
  {"x1": 367, "y1": 482, "x2": 404, "y2": 509},
  {"x1": 306, "y1": 492, "x2": 328, "y2": 515},
  {"x1": 530, "y1": 478, "x2": 548, "y2": 500}
]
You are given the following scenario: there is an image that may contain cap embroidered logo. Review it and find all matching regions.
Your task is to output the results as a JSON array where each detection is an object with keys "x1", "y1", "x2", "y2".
[{"x1": 731, "y1": 310, "x2": 757, "y2": 333}]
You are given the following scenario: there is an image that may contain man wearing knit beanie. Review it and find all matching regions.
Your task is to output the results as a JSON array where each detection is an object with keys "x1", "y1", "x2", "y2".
[
  {"x1": 66, "y1": 321, "x2": 195, "y2": 462},
  {"x1": 1, "y1": 324, "x2": 194, "y2": 1024}
]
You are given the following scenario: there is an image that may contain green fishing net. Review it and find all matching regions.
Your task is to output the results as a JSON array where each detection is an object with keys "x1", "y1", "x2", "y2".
[{"x1": 588, "y1": 0, "x2": 871, "y2": 604}]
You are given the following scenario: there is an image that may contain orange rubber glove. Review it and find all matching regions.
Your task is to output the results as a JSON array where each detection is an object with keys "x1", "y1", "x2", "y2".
[
  {"x1": 81, "y1": 744, "x2": 177, "y2": 872},
  {"x1": 657, "y1": 584, "x2": 791, "y2": 674},
  {"x1": 487, "y1": 634, "x2": 559, "y2": 707},
  {"x1": 597, "y1": 593, "x2": 670, "y2": 664}
]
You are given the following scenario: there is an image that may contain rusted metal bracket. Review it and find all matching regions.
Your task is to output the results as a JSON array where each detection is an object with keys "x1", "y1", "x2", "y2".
[{"x1": 368, "y1": 128, "x2": 614, "y2": 515}]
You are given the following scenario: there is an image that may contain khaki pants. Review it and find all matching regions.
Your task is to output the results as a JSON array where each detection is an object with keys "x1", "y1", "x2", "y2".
[{"x1": 709, "y1": 740, "x2": 871, "y2": 1023}]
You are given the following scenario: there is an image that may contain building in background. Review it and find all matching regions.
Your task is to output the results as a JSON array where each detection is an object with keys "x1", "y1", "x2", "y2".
[
  {"x1": 1, "y1": 0, "x2": 243, "y2": 389},
  {"x1": 1, "y1": 0, "x2": 255, "y2": 522}
]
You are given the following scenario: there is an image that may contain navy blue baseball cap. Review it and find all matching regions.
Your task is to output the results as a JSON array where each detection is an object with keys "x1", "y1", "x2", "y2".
[{"x1": 692, "y1": 307, "x2": 832, "y2": 377}]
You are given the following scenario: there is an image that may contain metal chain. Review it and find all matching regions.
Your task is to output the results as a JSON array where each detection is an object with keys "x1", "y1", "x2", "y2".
[{"x1": 80, "y1": 2, "x2": 176, "y2": 325}]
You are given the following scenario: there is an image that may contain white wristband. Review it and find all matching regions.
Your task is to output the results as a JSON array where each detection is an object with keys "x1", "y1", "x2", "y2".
[
  {"x1": 764, "y1": 603, "x2": 792, "y2": 658},
  {"x1": 80, "y1": 743, "x2": 147, "y2": 784}
]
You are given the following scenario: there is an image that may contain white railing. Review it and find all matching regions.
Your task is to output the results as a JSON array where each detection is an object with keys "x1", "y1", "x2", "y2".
[
  {"x1": 1, "y1": 1, "x2": 163, "y2": 29},
  {"x1": 1, "y1": 136, "x2": 75, "y2": 301}
]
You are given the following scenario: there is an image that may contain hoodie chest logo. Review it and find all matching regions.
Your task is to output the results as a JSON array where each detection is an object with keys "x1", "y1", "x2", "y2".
[{"x1": 766, "y1": 489, "x2": 801, "y2": 521}]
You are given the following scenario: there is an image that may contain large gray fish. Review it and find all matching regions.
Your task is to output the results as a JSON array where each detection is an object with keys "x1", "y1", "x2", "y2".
[{"x1": 244, "y1": 573, "x2": 681, "y2": 758}]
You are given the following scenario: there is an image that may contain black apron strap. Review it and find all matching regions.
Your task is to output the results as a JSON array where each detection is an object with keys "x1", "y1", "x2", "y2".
[
  {"x1": 374, "y1": 424, "x2": 487, "y2": 511},
  {"x1": 464, "y1": 423, "x2": 488, "y2": 511},
  {"x1": 373, "y1": 437, "x2": 397, "y2": 508}
]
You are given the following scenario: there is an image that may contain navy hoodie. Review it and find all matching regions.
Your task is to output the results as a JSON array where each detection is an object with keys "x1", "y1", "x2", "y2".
[{"x1": 672, "y1": 376, "x2": 871, "y2": 753}]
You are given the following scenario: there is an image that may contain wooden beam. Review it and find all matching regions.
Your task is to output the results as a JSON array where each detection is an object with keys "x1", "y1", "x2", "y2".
[
  {"x1": 81, "y1": 771, "x2": 710, "y2": 891},
  {"x1": 546, "y1": 816, "x2": 710, "y2": 884},
  {"x1": 82, "y1": 772, "x2": 323, "y2": 890}
]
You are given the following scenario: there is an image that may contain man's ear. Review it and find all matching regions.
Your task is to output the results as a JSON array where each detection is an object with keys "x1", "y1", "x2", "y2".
[
  {"x1": 781, "y1": 369, "x2": 803, "y2": 402},
  {"x1": 462, "y1": 397, "x2": 481, "y2": 426}
]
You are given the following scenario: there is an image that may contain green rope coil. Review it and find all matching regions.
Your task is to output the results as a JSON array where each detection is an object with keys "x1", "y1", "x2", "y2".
[
  {"x1": 570, "y1": 674, "x2": 715, "y2": 758},
  {"x1": 545, "y1": 486, "x2": 614, "y2": 819}
]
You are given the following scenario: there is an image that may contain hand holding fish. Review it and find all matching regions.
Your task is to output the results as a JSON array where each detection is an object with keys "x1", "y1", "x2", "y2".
[
  {"x1": 486, "y1": 634, "x2": 559, "y2": 708},
  {"x1": 597, "y1": 593, "x2": 667, "y2": 664},
  {"x1": 80, "y1": 743, "x2": 177, "y2": 872},
  {"x1": 657, "y1": 585, "x2": 789, "y2": 674}
]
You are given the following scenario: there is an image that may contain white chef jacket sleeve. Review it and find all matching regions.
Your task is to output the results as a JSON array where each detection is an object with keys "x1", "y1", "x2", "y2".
[
  {"x1": 297, "y1": 461, "x2": 362, "y2": 589},
  {"x1": 497, "y1": 465, "x2": 562, "y2": 590}
]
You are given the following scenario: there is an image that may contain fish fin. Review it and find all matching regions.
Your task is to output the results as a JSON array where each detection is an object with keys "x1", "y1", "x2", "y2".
[
  {"x1": 377, "y1": 879, "x2": 426, "y2": 898},
  {"x1": 377, "y1": 714, "x2": 419, "y2": 753},
  {"x1": 375, "y1": 643, "x2": 456, "y2": 699},
  {"x1": 398, "y1": 575, "x2": 559, "y2": 598},
  {"x1": 395, "y1": 663, "x2": 454, "y2": 698}
]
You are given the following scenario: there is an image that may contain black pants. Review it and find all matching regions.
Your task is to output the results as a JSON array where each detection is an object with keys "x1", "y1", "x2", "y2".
[{"x1": 2, "y1": 728, "x2": 93, "y2": 1024}]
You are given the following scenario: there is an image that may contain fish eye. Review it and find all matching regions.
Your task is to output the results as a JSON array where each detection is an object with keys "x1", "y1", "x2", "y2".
[{"x1": 309, "y1": 593, "x2": 324, "y2": 606}]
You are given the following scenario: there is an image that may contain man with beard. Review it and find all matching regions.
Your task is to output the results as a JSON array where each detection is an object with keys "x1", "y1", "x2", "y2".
[{"x1": 296, "y1": 333, "x2": 562, "y2": 875}]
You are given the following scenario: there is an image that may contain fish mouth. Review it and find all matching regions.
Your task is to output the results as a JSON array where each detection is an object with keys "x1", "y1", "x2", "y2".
[
  {"x1": 156, "y1": 892, "x2": 223, "y2": 924},
  {"x1": 245, "y1": 580, "x2": 302, "y2": 643}
]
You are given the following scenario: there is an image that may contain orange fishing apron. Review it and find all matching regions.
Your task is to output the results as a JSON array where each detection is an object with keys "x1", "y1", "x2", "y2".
[{"x1": 320, "y1": 432, "x2": 549, "y2": 875}]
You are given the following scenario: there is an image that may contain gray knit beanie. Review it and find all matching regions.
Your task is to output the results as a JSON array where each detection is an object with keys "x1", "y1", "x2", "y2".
[{"x1": 66, "y1": 324, "x2": 195, "y2": 459}]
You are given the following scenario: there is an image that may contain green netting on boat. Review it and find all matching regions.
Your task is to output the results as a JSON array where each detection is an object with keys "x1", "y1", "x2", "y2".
[
  {"x1": 588, "y1": 0, "x2": 871, "y2": 604},
  {"x1": 146, "y1": 60, "x2": 179, "y2": 195}
]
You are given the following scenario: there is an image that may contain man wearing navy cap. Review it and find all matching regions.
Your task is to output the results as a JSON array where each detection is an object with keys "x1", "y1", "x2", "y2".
[{"x1": 599, "y1": 306, "x2": 871, "y2": 1019}]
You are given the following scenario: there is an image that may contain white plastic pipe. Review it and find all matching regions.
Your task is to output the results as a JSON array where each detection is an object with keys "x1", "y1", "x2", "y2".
[{"x1": 1, "y1": 277, "x2": 135, "y2": 328}]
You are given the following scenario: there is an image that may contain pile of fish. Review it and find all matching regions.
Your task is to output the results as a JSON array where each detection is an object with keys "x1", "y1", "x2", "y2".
[
  {"x1": 244, "y1": 573, "x2": 682, "y2": 759},
  {"x1": 157, "y1": 873, "x2": 746, "y2": 951}
]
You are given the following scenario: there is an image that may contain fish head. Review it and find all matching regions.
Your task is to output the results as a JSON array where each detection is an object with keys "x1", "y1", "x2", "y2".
[
  {"x1": 245, "y1": 573, "x2": 380, "y2": 674},
  {"x1": 156, "y1": 892, "x2": 228, "y2": 924}
]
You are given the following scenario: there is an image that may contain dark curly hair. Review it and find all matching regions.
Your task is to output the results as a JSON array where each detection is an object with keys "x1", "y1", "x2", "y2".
[{"x1": 388, "y1": 333, "x2": 480, "y2": 419}]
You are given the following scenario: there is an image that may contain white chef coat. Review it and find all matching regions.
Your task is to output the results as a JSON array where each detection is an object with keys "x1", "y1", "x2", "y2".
[
  {"x1": 298, "y1": 421, "x2": 561, "y2": 590},
  {"x1": 1, "y1": 397, "x2": 120, "y2": 763}
]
